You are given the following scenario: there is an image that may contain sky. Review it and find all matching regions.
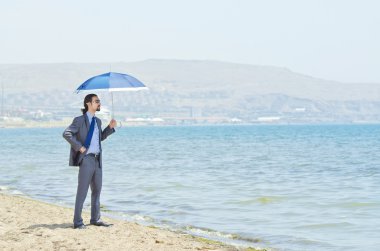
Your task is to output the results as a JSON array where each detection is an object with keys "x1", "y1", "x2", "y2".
[{"x1": 0, "y1": 0, "x2": 379, "y2": 83}]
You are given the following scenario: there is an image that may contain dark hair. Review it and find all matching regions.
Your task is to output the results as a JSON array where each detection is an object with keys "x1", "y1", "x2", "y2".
[{"x1": 81, "y1": 94, "x2": 98, "y2": 114}]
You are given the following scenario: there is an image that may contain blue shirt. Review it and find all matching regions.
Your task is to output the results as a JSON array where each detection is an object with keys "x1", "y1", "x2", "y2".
[{"x1": 86, "y1": 112, "x2": 100, "y2": 154}]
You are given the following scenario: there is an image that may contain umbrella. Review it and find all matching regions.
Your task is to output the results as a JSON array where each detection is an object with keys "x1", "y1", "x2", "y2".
[{"x1": 76, "y1": 72, "x2": 148, "y2": 118}]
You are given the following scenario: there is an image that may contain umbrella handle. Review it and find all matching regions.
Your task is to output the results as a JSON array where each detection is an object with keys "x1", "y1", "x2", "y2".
[
  {"x1": 111, "y1": 92, "x2": 114, "y2": 119},
  {"x1": 110, "y1": 92, "x2": 122, "y2": 128}
]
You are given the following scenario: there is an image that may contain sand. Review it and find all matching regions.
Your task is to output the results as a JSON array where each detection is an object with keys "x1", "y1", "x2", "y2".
[{"x1": 0, "y1": 193, "x2": 264, "y2": 251}]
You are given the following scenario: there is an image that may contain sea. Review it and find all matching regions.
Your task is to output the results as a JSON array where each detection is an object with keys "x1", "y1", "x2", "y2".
[{"x1": 1, "y1": 124, "x2": 379, "y2": 251}]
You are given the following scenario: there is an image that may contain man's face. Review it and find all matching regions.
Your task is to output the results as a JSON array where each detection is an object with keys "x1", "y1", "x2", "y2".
[{"x1": 87, "y1": 96, "x2": 101, "y2": 112}]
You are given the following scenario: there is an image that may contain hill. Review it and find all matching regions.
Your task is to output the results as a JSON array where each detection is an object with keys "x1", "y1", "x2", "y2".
[{"x1": 1, "y1": 59, "x2": 380, "y2": 123}]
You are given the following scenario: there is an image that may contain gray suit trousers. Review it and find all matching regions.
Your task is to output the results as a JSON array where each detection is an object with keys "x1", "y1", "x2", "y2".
[{"x1": 73, "y1": 155, "x2": 102, "y2": 227}]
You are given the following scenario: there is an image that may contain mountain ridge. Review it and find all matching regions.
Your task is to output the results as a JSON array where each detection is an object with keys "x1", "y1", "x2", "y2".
[{"x1": 1, "y1": 59, "x2": 379, "y2": 102}]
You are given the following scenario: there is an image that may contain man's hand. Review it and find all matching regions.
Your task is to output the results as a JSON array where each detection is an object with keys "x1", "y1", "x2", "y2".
[
  {"x1": 109, "y1": 119, "x2": 117, "y2": 129},
  {"x1": 79, "y1": 146, "x2": 86, "y2": 153}
]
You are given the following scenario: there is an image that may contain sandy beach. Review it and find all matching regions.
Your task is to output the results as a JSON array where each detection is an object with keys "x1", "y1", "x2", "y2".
[{"x1": 0, "y1": 193, "x2": 264, "y2": 251}]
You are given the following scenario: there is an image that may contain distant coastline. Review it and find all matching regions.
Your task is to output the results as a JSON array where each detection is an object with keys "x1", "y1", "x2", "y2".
[
  {"x1": 2, "y1": 60, "x2": 380, "y2": 127},
  {"x1": 1, "y1": 118, "x2": 380, "y2": 129}
]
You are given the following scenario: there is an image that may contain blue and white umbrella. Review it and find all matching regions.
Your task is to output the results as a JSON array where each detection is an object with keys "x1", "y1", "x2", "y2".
[
  {"x1": 76, "y1": 72, "x2": 148, "y2": 117},
  {"x1": 76, "y1": 72, "x2": 147, "y2": 93}
]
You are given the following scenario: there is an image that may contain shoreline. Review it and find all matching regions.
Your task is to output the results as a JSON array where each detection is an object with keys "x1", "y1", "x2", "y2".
[
  {"x1": 0, "y1": 193, "x2": 267, "y2": 251},
  {"x1": 1, "y1": 121, "x2": 380, "y2": 130}
]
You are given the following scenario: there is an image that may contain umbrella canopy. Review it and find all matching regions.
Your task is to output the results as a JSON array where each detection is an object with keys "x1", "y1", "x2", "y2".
[
  {"x1": 75, "y1": 72, "x2": 148, "y2": 119},
  {"x1": 76, "y1": 72, "x2": 147, "y2": 93}
]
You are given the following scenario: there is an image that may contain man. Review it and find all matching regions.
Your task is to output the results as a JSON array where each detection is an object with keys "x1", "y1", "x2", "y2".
[{"x1": 63, "y1": 93, "x2": 116, "y2": 229}]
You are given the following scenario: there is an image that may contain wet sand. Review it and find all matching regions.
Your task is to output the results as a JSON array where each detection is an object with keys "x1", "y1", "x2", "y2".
[{"x1": 0, "y1": 193, "x2": 264, "y2": 251}]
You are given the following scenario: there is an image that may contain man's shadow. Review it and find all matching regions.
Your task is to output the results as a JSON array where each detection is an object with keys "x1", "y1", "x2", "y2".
[{"x1": 26, "y1": 223, "x2": 73, "y2": 230}]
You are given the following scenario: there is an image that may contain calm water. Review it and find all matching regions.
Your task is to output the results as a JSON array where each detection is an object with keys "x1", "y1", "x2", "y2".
[{"x1": 1, "y1": 125, "x2": 379, "y2": 251}]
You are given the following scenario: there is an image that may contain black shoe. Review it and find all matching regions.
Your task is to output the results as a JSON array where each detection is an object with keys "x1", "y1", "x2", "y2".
[
  {"x1": 74, "y1": 224, "x2": 86, "y2": 229},
  {"x1": 90, "y1": 221, "x2": 112, "y2": 227}
]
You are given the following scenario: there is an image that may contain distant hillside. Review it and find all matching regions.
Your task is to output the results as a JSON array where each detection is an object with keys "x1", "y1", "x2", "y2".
[
  {"x1": 1, "y1": 60, "x2": 380, "y2": 123},
  {"x1": 1, "y1": 59, "x2": 379, "y2": 101}
]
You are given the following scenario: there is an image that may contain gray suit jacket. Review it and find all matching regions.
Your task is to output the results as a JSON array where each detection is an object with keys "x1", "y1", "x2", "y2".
[{"x1": 63, "y1": 114, "x2": 115, "y2": 167}]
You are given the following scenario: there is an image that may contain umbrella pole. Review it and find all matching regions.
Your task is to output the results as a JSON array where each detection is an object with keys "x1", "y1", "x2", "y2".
[{"x1": 111, "y1": 92, "x2": 114, "y2": 119}]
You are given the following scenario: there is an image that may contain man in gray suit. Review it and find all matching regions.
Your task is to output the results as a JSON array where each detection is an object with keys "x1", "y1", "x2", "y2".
[{"x1": 63, "y1": 93, "x2": 116, "y2": 229}]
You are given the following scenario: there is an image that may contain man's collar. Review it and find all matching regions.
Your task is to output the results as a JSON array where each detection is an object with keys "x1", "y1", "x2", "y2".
[{"x1": 86, "y1": 111, "x2": 96, "y2": 119}]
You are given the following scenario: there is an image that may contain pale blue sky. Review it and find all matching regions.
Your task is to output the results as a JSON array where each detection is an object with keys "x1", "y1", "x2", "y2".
[{"x1": 0, "y1": 0, "x2": 379, "y2": 83}]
